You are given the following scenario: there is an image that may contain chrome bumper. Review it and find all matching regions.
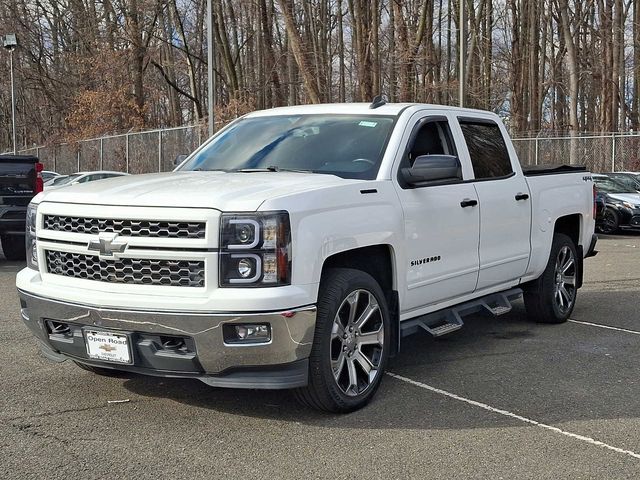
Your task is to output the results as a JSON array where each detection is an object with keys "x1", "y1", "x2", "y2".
[{"x1": 18, "y1": 289, "x2": 316, "y2": 389}]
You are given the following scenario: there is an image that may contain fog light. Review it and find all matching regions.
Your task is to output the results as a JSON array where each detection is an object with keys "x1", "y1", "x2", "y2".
[{"x1": 223, "y1": 323, "x2": 271, "y2": 344}]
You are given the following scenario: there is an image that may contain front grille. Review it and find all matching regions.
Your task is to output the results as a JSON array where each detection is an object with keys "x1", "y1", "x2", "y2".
[
  {"x1": 43, "y1": 215, "x2": 206, "y2": 239},
  {"x1": 45, "y1": 250, "x2": 205, "y2": 287}
]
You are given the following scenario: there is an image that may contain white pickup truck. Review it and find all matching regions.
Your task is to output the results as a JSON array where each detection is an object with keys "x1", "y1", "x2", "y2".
[{"x1": 17, "y1": 102, "x2": 597, "y2": 412}]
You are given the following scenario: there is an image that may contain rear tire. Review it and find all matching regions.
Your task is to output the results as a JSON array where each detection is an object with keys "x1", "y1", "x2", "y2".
[
  {"x1": 1, "y1": 234, "x2": 26, "y2": 261},
  {"x1": 524, "y1": 233, "x2": 578, "y2": 324},
  {"x1": 294, "y1": 268, "x2": 390, "y2": 413}
]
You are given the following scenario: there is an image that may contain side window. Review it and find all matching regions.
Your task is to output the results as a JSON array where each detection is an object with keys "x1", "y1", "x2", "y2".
[
  {"x1": 408, "y1": 120, "x2": 456, "y2": 165},
  {"x1": 77, "y1": 175, "x2": 92, "y2": 183},
  {"x1": 398, "y1": 119, "x2": 459, "y2": 188},
  {"x1": 459, "y1": 121, "x2": 513, "y2": 179}
]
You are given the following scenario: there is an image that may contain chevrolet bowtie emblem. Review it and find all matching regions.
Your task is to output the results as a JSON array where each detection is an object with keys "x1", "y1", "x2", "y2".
[
  {"x1": 87, "y1": 232, "x2": 128, "y2": 257},
  {"x1": 99, "y1": 344, "x2": 117, "y2": 353}
]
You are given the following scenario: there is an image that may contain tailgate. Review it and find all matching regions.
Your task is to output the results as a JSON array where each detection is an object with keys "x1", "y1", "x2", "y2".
[
  {"x1": 0, "y1": 155, "x2": 40, "y2": 228},
  {"x1": 0, "y1": 155, "x2": 39, "y2": 197}
]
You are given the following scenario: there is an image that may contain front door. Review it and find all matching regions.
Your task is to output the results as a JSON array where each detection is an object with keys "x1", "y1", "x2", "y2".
[{"x1": 395, "y1": 115, "x2": 481, "y2": 313}]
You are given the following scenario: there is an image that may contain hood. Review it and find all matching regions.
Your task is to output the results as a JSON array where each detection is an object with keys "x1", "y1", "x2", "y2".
[
  {"x1": 38, "y1": 171, "x2": 356, "y2": 211},
  {"x1": 607, "y1": 193, "x2": 640, "y2": 206}
]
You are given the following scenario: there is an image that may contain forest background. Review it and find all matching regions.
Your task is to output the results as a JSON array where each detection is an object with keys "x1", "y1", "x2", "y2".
[{"x1": 1, "y1": 0, "x2": 638, "y2": 153}]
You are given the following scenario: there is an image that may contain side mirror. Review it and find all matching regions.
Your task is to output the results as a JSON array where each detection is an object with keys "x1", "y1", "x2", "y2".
[
  {"x1": 401, "y1": 154, "x2": 461, "y2": 187},
  {"x1": 174, "y1": 154, "x2": 188, "y2": 167}
]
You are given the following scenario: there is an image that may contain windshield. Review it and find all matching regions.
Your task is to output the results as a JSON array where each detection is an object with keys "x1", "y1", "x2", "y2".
[
  {"x1": 50, "y1": 174, "x2": 81, "y2": 186},
  {"x1": 594, "y1": 176, "x2": 638, "y2": 194},
  {"x1": 179, "y1": 114, "x2": 396, "y2": 179},
  {"x1": 609, "y1": 174, "x2": 640, "y2": 191}
]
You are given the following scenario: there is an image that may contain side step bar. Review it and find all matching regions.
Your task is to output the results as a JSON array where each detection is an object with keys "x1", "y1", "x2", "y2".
[{"x1": 400, "y1": 288, "x2": 523, "y2": 338}]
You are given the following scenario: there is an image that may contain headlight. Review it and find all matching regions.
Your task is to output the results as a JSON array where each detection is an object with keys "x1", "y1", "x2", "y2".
[
  {"x1": 25, "y1": 202, "x2": 38, "y2": 270},
  {"x1": 219, "y1": 212, "x2": 291, "y2": 287},
  {"x1": 622, "y1": 201, "x2": 640, "y2": 209}
]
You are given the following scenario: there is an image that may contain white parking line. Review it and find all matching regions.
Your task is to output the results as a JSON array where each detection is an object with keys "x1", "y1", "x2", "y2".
[
  {"x1": 568, "y1": 319, "x2": 640, "y2": 336},
  {"x1": 387, "y1": 372, "x2": 640, "y2": 461}
]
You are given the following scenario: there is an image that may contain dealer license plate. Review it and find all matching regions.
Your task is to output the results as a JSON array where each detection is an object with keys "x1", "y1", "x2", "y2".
[{"x1": 84, "y1": 330, "x2": 132, "y2": 364}]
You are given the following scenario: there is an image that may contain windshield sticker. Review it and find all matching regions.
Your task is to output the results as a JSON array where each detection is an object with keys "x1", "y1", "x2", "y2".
[{"x1": 358, "y1": 121, "x2": 378, "y2": 128}]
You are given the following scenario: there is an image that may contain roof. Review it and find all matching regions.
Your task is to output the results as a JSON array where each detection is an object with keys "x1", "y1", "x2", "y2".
[
  {"x1": 74, "y1": 170, "x2": 127, "y2": 175},
  {"x1": 245, "y1": 102, "x2": 495, "y2": 118}
]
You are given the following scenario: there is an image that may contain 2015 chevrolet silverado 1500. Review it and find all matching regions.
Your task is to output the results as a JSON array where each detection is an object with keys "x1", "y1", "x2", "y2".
[{"x1": 16, "y1": 102, "x2": 598, "y2": 412}]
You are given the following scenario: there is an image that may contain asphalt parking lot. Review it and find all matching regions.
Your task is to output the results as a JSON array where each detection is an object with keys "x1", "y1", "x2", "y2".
[{"x1": 2, "y1": 234, "x2": 640, "y2": 479}]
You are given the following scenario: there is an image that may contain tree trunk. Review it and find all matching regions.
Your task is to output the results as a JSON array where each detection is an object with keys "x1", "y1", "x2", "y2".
[{"x1": 275, "y1": 0, "x2": 321, "y2": 103}]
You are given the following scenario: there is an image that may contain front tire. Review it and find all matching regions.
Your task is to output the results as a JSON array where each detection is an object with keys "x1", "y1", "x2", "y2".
[
  {"x1": 524, "y1": 233, "x2": 578, "y2": 324},
  {"x1": 294, "y1": 268, "x2": 390, "y2": 413},
  {"x1": 1, "y1": 234, "x2": 26, "y2": 261},
  {"x1": 597, "y1": 208, "x2": 619, "y2": 234}
]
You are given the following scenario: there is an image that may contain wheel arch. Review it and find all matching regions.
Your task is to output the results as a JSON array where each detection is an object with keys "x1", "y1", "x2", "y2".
[
  {"x1": 320, "y1": 244, "x2": 400, "y2": 356},
  {"x1": 553, "y1": 213, "x2": 582, "y2": 247},
  {"x1": 553, "y1": 214, "x2": 583, "y2": 289}
]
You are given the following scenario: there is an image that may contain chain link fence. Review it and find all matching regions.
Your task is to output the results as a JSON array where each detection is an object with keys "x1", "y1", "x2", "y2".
[
  {"x1": 11, "y1": 125, "x2": 208, "y2": 175},
  {"x1": 512, "y1": 133, "x2": 640, "y2": 173},
  {"x1": 7, "y1": 126, "x2": 640, "y2": 175}
]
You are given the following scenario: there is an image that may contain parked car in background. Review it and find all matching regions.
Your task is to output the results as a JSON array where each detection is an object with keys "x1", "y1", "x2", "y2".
[
  {"x1": 593, "y1": 174, "x2": 640, "y2": 234},
  {"x1": 41, "y1": 171, "x2": 61, "y2": 183},
  {"x1": 44, "y1": 171, "x2": 128, "y2": 191},
  {"x1": 606, "y1": 172, "x2": 640, "y2": 192},
  {"x1": 0, "y1": 155, "x2": 44, "y2": 260}
]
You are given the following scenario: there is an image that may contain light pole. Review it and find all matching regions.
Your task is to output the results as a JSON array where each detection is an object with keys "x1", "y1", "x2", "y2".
[
  {"x1": 207, "y1": 0, "x2": 215, "y2": 138},
  {"x1": 459, "y1": 1, "x2": 465, "y2": 108},
  {"x1": 3, "y1": 34, "x2": 18, "y2": 153}
]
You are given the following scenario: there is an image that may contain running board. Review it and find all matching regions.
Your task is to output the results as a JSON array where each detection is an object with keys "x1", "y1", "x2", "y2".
[{"x1": 400, "y1": 288, "x2": 523, "y2": 338}]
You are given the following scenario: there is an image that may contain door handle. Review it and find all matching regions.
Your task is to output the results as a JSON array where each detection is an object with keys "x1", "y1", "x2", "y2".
[
  {"x1": 515, "y1": 193, "x2": 529, "y2": 201},
  {"x1": 460, "y1": 198, "x2": 478, "y2": 208}
]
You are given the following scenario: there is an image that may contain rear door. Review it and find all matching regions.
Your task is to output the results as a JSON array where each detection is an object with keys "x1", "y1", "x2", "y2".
[
  {"x1": 394, "y1": 113, "x2": 480, "y2": 312},
  {"x1": 455, "y1": 117, "x2": 532, "y2": 290}
]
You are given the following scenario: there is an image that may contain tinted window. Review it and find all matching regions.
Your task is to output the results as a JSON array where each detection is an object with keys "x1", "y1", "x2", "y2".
[
  {"x1": 460, "y1": 121, "x2": 513, "y2": 179},
  {"x1": 180, "y1": 115, "x2": 396, "y2": 180},
  {"x1": 409, "y1": 121, "x2": 456, "y2": 165}
]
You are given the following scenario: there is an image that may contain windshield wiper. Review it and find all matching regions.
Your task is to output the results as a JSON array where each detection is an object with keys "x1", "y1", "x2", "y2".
[{"x1": 233, "y1": 166, "x2": 314, "y2": 173}]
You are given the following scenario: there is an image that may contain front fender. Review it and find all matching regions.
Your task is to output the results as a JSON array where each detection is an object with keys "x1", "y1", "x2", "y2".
[{"x1": 260, "y1": 181, "x2": 404, "y2": 302}]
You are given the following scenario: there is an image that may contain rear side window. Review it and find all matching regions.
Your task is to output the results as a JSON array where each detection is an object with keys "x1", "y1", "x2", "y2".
[{"x1": 460, "y1": 121, "x2": 513, "y2": 179}]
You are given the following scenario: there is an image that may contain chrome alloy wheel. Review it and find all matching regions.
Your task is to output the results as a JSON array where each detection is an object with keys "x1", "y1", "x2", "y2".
[
  {"x1": 554, "y1": 245, "x2": 576, "y2": 315},
  {"x1": 330, "y1": 289, "x2": 385, "y2": 397}
]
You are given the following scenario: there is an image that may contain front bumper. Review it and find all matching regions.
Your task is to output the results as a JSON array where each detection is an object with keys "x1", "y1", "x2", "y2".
[{"x1": 18, "y1": 289, "x2": 316, "y2": 389}]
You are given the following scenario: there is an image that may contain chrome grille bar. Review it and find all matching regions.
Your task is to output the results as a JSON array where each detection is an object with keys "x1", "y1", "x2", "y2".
[{"x1": 43, "y1": 215, "x2": 206, "y2": 239}]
